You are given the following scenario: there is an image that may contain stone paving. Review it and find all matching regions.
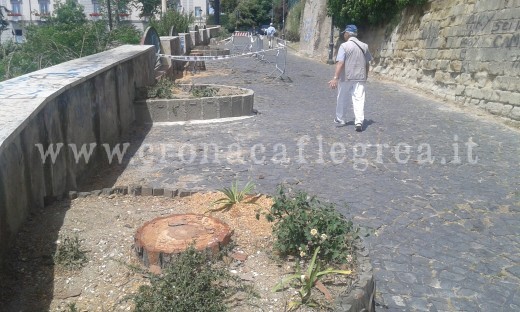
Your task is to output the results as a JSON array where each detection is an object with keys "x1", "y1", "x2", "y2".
[{"x1": 109, "y1": 50, "x2": 520, "y2": 311}]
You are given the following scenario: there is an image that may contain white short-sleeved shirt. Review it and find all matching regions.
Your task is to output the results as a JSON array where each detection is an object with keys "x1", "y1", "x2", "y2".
[
  {"x1": 336, "y1": 37, "x2": 373, "y2": 81},
  {"x1": 266, "y1": 26, "x2": 276, "y2": 37}
]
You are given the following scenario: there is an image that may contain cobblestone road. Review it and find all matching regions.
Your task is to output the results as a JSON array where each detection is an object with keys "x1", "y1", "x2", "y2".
[{"x1": 113, "y1": 49, "x2": 520, "y2": 311}]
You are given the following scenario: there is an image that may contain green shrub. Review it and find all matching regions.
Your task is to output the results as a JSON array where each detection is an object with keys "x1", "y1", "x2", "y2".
[
  {"x1": 285, "y1": 0, "x2": 304, "y2": 42},
  {"x1": 266, "y1": 186, "x2": 358, "y2": 264},
  {"x1": 53, "y1": 234, "x2": 88, "y2": 269},
  {"x1": 143, "y1": 78, "x2": 175, "y2": 99},
  {"x1": 149, "y1": 10, "x2": 193, "y2": 36},
  {"x1": 327, "y1": 0, "x2": 428, "y2": 28},
  {"x1": 191, "y1": 86, "x2": 219, "y2": 98},
  {"x1": 133, "y1": 246, "x2": 238, "y2": 312}
]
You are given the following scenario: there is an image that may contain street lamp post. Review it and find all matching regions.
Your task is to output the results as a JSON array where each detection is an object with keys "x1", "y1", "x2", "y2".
[
  {"x1": 282, "y1": 0, "x2": 285, "y2": 39},
  {"x1": 327, "y1": 16, "x2": 334, "y2": 65}
]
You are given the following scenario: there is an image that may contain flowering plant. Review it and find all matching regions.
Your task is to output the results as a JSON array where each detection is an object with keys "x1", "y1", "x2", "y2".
[{"x1": 266, "y1": 186, "x2": 363, "y2": 264}]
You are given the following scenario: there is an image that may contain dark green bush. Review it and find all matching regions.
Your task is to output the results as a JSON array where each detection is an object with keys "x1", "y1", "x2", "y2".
[
  {"x1": 133, "y1": 246, "x2": 236, "y2": 312},
  {"x1": 144, "y1": 78, "x2": 175, "y2": 99},
  {"x1": 191, "y1": 86, "x2": 219, "y2": 98},
  {"x1": 327, "y1": 0, "x2": 428, "y2": 28},
  {"x1": 266, "y1": 186, "x2": 359, "y2": 264}
]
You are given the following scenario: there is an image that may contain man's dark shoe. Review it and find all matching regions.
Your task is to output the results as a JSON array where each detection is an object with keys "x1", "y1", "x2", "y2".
[{"x1": 355, "y1": 123, "x2": 362, "y2": 132}]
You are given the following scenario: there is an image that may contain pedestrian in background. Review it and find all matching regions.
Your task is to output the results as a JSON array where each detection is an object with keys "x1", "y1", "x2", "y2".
[
  {"x1": 266, "y1": 23, "x2": 276, "y2": 49},
  {"x1": 328, "y1": 25, "x2": 372, "y2": 132}
]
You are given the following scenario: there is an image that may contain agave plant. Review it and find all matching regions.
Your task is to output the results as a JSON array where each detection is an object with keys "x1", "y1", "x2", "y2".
[
  {"x1": 273, "y1": 246, "x2": 352, "y2": 310},
  {"x1": 210, "y1": 180, "x2": 256, "y2": 211}
]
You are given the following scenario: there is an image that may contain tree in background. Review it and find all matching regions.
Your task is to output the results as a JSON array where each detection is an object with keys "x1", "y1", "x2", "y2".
[
  {"x1": 149, "y1": 10, "x2": 193, "y2": 35},
  {"x1": 132, "y1": 0, "x2": 161, "y2": 18},
  {"x1": 221, "y1": 0, "x2": 272, "y2": 31},
  {"x1": 0, "y1": 0, "x2": 140, "y2": 80},
  {"x1": 0, "y1": 5, "x2": 11, "y2": 44},
  {"x1": 327, "y1": 0, "x2": 427, "y2": 28},
  {"x1": 285, "y1": 0, "x2": 303, "y2": 41}
]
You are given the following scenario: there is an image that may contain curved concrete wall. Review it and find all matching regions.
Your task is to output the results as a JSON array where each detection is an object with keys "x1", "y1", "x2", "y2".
[
  {"x1": 0, "y1": 45, "x2": 156, "y2": 265},
  {"x1": 134, "y1": 84, "x2": 254, "y2": 123}
]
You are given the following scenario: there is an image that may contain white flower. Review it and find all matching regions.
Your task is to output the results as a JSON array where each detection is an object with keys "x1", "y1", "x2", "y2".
[
  {"x1": 320, "y1": 233, "x2": 327, "y2": 241},
  {"x1": 300, "y1": 275, "x2": 306, "y2": 282},
  {"x1": 310, "y1": 229, "x2": 318, "y2": 236},
  {"x1": 300, "y1": 251, "x2": 306, "y2": 257},
  {"x1": 346, "y1": 254, "x2": 353, "y2": 263}
]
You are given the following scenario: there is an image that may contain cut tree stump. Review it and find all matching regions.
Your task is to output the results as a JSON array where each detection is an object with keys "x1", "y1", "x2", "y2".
[{"x1": 134, "y1": 214, "x2": 233, "y2": 272}]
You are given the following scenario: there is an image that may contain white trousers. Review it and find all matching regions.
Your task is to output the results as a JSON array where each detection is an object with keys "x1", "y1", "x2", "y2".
[{"x1": 336, "y1": 81, "x2": 365, "y2": 125}]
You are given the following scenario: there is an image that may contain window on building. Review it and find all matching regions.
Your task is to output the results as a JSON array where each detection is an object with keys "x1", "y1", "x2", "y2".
[
  {"x1": 39, "y1": 0, "x2": 50, "y2": 14},
  {"x1": 194, "y1": 6, "x2": 201, "y2": 17},
  {"x1": 14, "y1": 29, "x2": 23, "y2": 43},
  {"x1": 10, "y1": 0, "x2": 21, "y2": 14},
  {"x1": 92, "y1": 0, "x2": 100, "y2": 13}
]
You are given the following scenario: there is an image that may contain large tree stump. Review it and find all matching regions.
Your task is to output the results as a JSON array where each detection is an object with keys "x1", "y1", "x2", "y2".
[{"x1": 134, "y1": 214, "x2": 233, "y2": 272}]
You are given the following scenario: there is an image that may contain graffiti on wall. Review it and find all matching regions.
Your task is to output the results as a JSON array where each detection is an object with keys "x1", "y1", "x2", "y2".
[{"x1": 302, "y1": 18, "x2": 314, "y2": 42}]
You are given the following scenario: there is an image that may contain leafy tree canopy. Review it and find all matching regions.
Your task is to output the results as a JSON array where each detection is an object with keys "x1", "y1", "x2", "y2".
[
  {"x1": 222, "y1": 0, "x2": 272, "y2": 30},
  {"x1": 149, "y1": 10, "x2": 193, "y2": 36},
  {"x1": 0, "y1": 0, "x2": 141, "y2": 81},
  {"x1": 327, "y1": 0, "x2": 427, "y2": 28}
]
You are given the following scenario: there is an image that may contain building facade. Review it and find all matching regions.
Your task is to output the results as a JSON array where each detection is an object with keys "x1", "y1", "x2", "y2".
[{"x1": 0, "y1": 0, "x2": 209, "y2": 42}]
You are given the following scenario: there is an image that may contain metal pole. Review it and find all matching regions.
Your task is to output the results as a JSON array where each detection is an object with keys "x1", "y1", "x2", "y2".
[
  {"x1": 107, "y1": 0, "x2": 113, "y2": 30},
  {"x1": 327, "y1": 16, "x2": 334, "y2": 65},
  {"x1": 282, "y1": 0, "x2": 285, "y2": 39}
]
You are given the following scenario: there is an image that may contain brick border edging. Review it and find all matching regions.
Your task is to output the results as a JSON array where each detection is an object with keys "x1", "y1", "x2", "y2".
[{"x1": 67, "y1": 185, "x2": 375, "y2": 311}]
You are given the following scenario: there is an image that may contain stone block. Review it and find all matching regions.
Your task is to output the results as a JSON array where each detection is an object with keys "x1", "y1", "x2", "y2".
[
  {"x1": 231, "y1": 96, "x2": 243, "y2": 117},
  {"x1": 113, "y1": 186, "x2": 128, "y2": 195},
  {"x1": 148, "y1": 100, "x2": 169, "y2": 122},
  {"x1": 102, "y1": 188, "x2": 113, "y2": 195},
  {"x1": 243, "y1": 94, "x2": 254, "y2": 115},
  {"x1": 164, "y1": 188, "x2": 178, "y2": 197},
  {"x1": 129, "y1": 185, "x2": 142, "y2": 196},
  {"x1": 142, "y1": 187, "x2": 153, "y2": 196},
  {"x1": 78, "y1": 192, "x2": 91, "y2": 198},
  {"x1": 202, "y1": 99, "x2": 219, "y2": 119},
  {"x1": 169, "y1": 102, "x2": 186, "y2": 121},
  {"x1": 91, "y1": 190, "x2": 103, "y2": 196},
  {"x1": 186, "y1": 99, "x2": 203, "y2": 120},
  {"x1": 219, "y1": 97, "x2": 233, "y2": 118},
  {"x1": 153, "y1": 188, "x2": 165, "y2": 196},
  {"x1": 68, "y1": 191, "x2": 78, "y2": 200},
  {"x1": 178, "y1": 189, "x2": 195, "y2": 197},
  {"x1": 510, "y1": 107, "x2": 520, "y2": 120},
  {"x1": 482, "y1": 102, "x2": 504, "y2": 115}
]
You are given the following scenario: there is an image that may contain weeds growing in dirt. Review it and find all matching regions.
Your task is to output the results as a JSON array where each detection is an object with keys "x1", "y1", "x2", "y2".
[{"x1": 53, "y1": 234, "x2": 88, "y2": 269}]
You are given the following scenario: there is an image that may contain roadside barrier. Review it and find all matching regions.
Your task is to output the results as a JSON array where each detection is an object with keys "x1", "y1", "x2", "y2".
[{"x1": 156, "y1": 34, "x2": 288, "y2": 78}]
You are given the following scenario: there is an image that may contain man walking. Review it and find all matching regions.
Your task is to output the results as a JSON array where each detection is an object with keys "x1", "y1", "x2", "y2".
[
  {"x1": 266, "y1": 23, "x2": 276, "y2": 49},
  {"x1": 328, "y1": 25, "x2": 372, "y2": 132}
]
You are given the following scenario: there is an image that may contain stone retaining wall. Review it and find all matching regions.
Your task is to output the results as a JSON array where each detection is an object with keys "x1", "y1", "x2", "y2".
[
  {"x1": 364, "y1": 0, "x2": 520, "y2": 122},
  {"x1": 0, "y1": 45, "x2": 156, "y2": 266},
  {"x1": 300, "y1": 0, "x2": 520, "y2": 123}
]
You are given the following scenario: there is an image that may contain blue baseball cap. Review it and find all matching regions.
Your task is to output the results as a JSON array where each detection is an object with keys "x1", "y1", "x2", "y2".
[{"x1": 342, "y1": 24, "x2": 358, "y2": 34}]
